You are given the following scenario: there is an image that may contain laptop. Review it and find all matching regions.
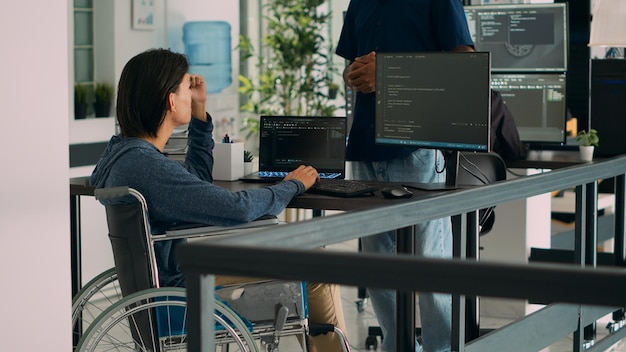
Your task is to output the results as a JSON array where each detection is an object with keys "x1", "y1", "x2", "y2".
[{"x1": 239, "y1": 116, "x2": 348, "y2": 183}]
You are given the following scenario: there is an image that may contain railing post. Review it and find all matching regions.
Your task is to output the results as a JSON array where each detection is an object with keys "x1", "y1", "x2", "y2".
[
  {"x1": 452, "y1": 213, "x2": 467, "y2": 351},
  {"x1": 396, "y1": 226, "x2": 416, "y2": 352}
]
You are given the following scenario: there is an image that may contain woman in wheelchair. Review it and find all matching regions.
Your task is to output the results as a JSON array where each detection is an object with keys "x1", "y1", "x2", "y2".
[{"x1": 90, "y1": 48, "x2": 348, "y2": 351}]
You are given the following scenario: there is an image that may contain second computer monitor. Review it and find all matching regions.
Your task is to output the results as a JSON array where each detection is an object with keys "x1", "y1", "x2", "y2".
[
  {"x1": 464, "y1": 3, "x2": 568, "y2": 72},
  {"x1": 375, "y1": 52, "x2": 491, "y2": 152},
  {"x1": 491, "y1": 73, "x2": 567, "y2": 146}
]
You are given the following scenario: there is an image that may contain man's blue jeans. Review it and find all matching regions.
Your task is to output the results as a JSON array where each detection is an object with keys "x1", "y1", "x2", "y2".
[{"x1": 350, "y1": 148, "x2": 452, "y2": 352}]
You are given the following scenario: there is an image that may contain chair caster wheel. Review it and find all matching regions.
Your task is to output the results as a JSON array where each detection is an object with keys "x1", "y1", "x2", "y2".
[
  {"x1": 356, "y1": 300, "x2": 365, "y2": 313},
  {"x1": 365, "y1": 335, "x2": 378, "y2": 350}
]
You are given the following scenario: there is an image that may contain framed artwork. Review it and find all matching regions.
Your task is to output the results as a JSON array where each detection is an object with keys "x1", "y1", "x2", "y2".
[{"x1": 132, "y1": 0, "x2": 155, "y2": 30}]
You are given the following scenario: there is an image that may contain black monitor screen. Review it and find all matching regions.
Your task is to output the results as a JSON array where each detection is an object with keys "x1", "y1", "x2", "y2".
[
  {"x1": 258, "y1": 116, "x2": 347, "y2": 172},
  {"x1": 464, "y1": 3, "x2": 568, "y2": 72},
  {"x1": 491, "y1": 73, "x2": 566, "y2": 145},
  {"x1": 590, "y1": 59, "x2": 626, "y2": 157},
  {"x1": 375, "y1": 52, "x2": 491, "y2": 152}
]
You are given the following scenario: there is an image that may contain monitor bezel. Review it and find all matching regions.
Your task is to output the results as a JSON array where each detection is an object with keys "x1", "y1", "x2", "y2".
[{"x1": 374, "y1": 51, "x2": 492, "y2": 153}]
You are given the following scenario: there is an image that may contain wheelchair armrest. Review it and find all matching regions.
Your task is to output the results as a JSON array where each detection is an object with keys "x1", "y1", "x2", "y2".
[
  {"x1": 160, "y1": 217, "x2": 281, "y2": 241},
  {"x1": 94, "y1": 186, "x2": 131, "y2": 200}
]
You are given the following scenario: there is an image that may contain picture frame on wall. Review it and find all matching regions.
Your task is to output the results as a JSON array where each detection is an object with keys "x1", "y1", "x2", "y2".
[{"x1": 132, "y1": 0, "x2": 155, "y2": 30}]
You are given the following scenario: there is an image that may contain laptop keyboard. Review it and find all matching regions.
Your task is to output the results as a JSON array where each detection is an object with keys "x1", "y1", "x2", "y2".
[
  {"x1": 258, "y1": 171, "x2": 342, "y2": 179},
  {"x1": 258, "y1": 171, "x2": 289, "y2": 178},
  {"x1": 308, "y1": 179, "x2": 378, "y2": 198}
]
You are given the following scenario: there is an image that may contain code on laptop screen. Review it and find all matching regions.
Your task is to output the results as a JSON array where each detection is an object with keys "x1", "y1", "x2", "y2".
[{"x1": 258, "y1": 116, "x2": 347, "y2": 174}]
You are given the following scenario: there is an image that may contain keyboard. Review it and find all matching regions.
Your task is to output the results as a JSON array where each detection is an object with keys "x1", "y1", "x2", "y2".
[
  {"x1": 307, "y1": 179, "x2": 378, "y2": 198},
  {"x1": 258, "y1": 171, "x2": 342, "y2": 179}
]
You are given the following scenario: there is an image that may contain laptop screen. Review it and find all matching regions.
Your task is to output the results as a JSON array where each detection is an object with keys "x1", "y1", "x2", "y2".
[{"x1": 258, "y1": 116, "x2": 347, "y2": 175}]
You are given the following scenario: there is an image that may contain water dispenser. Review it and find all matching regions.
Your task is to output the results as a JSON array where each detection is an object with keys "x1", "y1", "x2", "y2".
[{"x1": 183, "y1": 21, "x2": 232, "y2": 94}]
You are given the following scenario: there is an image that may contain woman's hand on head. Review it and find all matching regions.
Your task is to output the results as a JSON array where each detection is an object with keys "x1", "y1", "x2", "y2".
[
  {"x1": 283, "y1": 165, "x2": 319, "y2": 191},
  {"x1": 190, "y1": 74, "x2": 207, "y2": 120}
]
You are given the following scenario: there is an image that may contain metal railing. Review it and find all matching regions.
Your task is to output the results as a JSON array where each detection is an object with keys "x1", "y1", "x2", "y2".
[{"x1": 178, "y1": 155, "x2": 626, "y2": 352}]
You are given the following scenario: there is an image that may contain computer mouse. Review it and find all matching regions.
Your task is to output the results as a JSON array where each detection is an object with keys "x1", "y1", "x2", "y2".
[{"x1": 381, "y1": 186, "x2": 413, "y2": 199}]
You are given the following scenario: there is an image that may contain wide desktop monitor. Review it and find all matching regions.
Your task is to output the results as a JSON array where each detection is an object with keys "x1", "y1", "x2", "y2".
[
  {"x1": 590, "y1": 59, "x2": 626, "y2": 157},
  {"x1": 375, "y1": 52, "x2": 491, "y2": 153},
  {"x1": 464, "y1": 3, "x2": 568, "y2": 72},
  {"x1": 491, "y1": 73, "x2": 567, "y2": 146}
]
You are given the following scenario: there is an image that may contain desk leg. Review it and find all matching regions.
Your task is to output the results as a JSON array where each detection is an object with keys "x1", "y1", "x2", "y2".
[
  {"x1": 451, "y1": 211, "x2": 480, "y2": 350},
  {"x1": 613, "y1": 175, "x2": 626, "y2": 323},
  {"x1": 71, "y1": 194, "x2": 82, "y2": 297},
  {"x1": 71, "y1": 194, "x2": 82, "y2": 346},
  {"x1": 187, "y1": 273, "x2": 215, "y2": 352},
  {"x1": 396, "y1": 226, "x2": 416, "y2": 352},
  {"x1": 452, "y1": 214, "x2": 466, "y2": 351},
  {"x1": 614, "y1": 174, "x2": 626, "y2": 266},
  {"x1": 466, "y1": 210, "x2": 480, "y2": 341},
  {"x1": 573, "y1": 182, "x2": 599, "y2": 351},
  {"x1": 583, "y1": 182, "x2": 598, "y2": 344}
]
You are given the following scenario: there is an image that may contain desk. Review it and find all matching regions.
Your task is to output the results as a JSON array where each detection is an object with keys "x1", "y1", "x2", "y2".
[
  {"x1": 68, "y1": 177, "x2": 419, "y2": 296},
  {"x1": 507, "y1": 150, "x2": 591, "y2": 169}
]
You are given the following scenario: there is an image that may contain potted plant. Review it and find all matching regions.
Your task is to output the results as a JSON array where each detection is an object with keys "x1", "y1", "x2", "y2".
[
  {"x1": 243, "y1": 150, "x2": 254, "y2": 175},
  {"x1": 74, "y1": 83, "x2": 89, "y2": 119},
  {"x1": 94, "y1": 82, "x2": 114, "y2": 118},
  {"x1": 238, "y1": 0, "x2": 341, "y2": 146},
  {"x1": 576, "y1": 129, "x2": 599, "y2": 161}
]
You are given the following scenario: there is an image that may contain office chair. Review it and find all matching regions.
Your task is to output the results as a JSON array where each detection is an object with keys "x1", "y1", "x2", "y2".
[
  {"x1": 75, "y1": 186, "x2": 350, "y2": 352},
  {"x1": 456, "y1": 151, "x2": 508, "y2": 235}
]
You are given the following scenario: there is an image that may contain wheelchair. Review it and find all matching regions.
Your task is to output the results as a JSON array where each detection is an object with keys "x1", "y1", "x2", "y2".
[
  {"x1": 72, "y1": 267, "x2": 122, "y2": 348},
  {"x1": 73, "y1": 186, "x2": 350, "y2": 351}
]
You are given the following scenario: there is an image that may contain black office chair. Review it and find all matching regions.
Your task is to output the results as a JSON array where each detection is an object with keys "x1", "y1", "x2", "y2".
[{"x1": 457, "y1": 151, "x2": 508, "y2": 235}]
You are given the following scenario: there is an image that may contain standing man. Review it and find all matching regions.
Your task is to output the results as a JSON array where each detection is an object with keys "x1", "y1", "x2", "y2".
[{"x1": 336, "y1": 1, "x2": 474, "y2": 351}]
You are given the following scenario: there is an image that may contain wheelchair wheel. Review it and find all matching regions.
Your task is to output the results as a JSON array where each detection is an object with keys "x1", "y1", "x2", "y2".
[
  {"x1": 76, "y1": 287, "x2": 259, "y2": 352},
  {"x1": 72, "y1": 268, "x2": 121, "y2": 348}
]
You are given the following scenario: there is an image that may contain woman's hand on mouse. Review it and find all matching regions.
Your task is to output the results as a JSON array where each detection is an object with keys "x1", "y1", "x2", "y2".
[{"x1": 283, "y1": 165, "x2": 320, "y2": 190}]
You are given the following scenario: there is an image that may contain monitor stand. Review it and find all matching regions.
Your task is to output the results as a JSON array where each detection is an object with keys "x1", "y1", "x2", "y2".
[{"x1": 403, "y1": 151, "x2": 460, "y2": 191}]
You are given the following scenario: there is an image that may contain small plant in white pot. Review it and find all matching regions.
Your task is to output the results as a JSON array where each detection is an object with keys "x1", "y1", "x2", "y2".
[
  {"x1": 576, "y1": 129, "x2": 599, "y2": 161},
  {"x1": 243, "y1": 150, "x2": 254, "y2": 175}
]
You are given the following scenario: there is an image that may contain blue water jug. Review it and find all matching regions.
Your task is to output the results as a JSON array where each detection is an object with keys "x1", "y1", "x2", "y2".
[{"x1": 183, "y1": 21, "x2": 232, "y2": 94}]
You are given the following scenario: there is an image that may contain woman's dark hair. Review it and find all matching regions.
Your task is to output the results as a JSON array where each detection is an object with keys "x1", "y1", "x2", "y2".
[{"x1": 116, "y1": 48, "x2": 189, "y2": 138}]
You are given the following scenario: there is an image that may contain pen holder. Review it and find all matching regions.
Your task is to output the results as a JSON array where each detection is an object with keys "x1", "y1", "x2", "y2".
[{"x1": 213, "y1": 142, "x2": 244, "y2": 181}]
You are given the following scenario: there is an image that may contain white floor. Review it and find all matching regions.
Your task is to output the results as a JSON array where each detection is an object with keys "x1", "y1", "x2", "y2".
[{"x1": 325, "y1": 239, "x2": 626, "y2": 352}]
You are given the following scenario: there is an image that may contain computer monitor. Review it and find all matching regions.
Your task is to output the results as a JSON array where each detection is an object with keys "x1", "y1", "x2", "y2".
[
  {"x1": 375, "y1": 52, "x2": 491, "y2": 152},
  {"x1": 464, "y1": 3, "x2": 568, "y2": 72},
  {"x1": 491, "y1": 73, "x2": 566, "y2": 146},
  {"x1": 375, "y1": 52, "x2": 491, "y2": 189},
  {"x1": 590, "y1": 59, "x2": 626, "y2": 157}
]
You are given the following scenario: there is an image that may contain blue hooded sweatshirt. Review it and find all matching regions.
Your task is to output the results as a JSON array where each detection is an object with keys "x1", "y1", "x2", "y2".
[{"x1": 90, "y1": 116, "x2": 305, "y2": 287}]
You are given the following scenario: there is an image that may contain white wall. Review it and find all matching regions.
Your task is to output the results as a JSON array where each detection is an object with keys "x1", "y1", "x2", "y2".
[{"x1": 0, "y1": 2, "x2": 71, "y2": 350}]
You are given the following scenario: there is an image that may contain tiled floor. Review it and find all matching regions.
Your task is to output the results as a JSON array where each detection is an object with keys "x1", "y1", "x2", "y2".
[{"x1": 326, "y1": 239, "x2": 626, "y2": 352}]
